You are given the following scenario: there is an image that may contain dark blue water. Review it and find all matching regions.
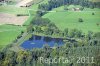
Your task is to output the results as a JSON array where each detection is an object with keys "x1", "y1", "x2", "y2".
[{"x1": 21, "y1": 35, "x2": 64, "y2": 49}]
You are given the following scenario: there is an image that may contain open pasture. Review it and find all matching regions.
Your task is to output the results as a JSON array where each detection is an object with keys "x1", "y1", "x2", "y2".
[
  {"x1": 43, "y1": 7, "x2": 100, "y2": 33},
  {"x1": 0, "y1": 24, "x2": 25, "y2": 50}
]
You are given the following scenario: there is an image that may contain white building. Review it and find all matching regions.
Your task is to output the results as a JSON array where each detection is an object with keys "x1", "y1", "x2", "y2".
[{"x1": 16, "y1": 0, "x2": 34, "y2": 7}]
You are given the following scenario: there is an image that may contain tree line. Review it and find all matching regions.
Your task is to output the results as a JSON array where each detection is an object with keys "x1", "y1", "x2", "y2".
[
  {"x1": 27, "y1": 17, "x2": 87, "y2": 39},
  {"x1": 37, "y1": 0, "x2": 100, "y2": 16}
]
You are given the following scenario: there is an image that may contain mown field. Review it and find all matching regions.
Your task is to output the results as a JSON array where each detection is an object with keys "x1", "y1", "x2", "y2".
[
  {"x1": 0, "y1": 25, "x2": 26, "y2": 50},
  {"x1": 0, "y1": 5, "x2": 28, "y2": 15},
  {"x1": 43, "y1": 6, "x2": 100, "y2": 33}
]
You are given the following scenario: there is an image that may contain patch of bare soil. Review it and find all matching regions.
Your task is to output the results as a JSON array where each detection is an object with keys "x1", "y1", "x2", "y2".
[{"x1": 0, "y1": 13, "x2": 28, "y2": 25}]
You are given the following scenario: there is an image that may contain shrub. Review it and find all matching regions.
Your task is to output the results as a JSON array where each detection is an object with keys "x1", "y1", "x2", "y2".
[
  {"x1": 92, "y1": 12, "x2": 95, "y2": 15},
  {"x1": 78, "y1": 18, "x2": 83, "y2": 22}
]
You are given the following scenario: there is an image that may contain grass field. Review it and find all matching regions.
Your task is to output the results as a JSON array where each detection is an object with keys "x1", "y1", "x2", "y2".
[
  {"x1": 0, "y1": 0, "x2": 47, "y2": 14},
  {"x1": 23, "y1": 16, "x2": 34, "y2": 25},
  {"x1": 0, "y1": 5, "x2": 36, "y2": 26},
  {"x1": 0, "y1": 5, "x2": 29, "y2": 15},
  {"x1": 0, "y1": 25, "x2": 26, "y2": 50},
  {"x1": 30, "y1": 0, "x2": 48, "y2": 10},
  {"x1": 43, "y1": 6, "x2": 100, "y2": 33}
]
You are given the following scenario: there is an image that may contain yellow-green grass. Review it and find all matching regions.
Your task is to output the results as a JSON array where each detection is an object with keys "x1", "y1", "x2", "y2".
[
  {"x1": 33, "y1": 0, "x2": 44, "y2": 4},
  {"x1": 23, "y1": 16, "x2": 34, "y2": 26},
  {"x1": 43, "y1": 8, "x2": 100, "y2": 33},
  {"x1": 0, "y1": 25, "x2": 26, "y2": 50},
  {"x1": 0, "y1": 5, "x2": 29, "y2": 15},
  {"x1": 30, "y1": 0, "x2": 48, "y2": 10}
]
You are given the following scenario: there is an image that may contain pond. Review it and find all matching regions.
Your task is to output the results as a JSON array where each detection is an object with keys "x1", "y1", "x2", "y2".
[{"x1": 20, "y1": 35, "x2": 65, "y2": 49}]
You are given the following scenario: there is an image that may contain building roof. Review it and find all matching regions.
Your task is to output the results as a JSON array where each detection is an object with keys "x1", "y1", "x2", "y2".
[{"x1": 16, "y1": 0, "x2": 33, "y2": 7}]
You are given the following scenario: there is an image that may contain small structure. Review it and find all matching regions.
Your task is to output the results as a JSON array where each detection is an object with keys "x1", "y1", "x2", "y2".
[
  {"x1": 72, "y1": 8, "x2": 80, "y2": 11},
  {"x1": 74, "y1": 8, "x2": 80, "y2": 11},
  {"x1": 16, "y1": 0, "x2": 34, "y2": 7}
]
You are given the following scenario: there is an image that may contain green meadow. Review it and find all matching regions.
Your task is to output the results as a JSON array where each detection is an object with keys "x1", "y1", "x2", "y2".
[
  {"x1": 0, "y1": 0, "x2": 47, "y2": 15},
  {"x1": 43, "y1": 6, "x2": 100, "y2": 33},
  {"x1": 30, "y1": 0, "x2": 48, "y2": 10},
  {"x1": 0, "y1": 5, "x2": 29, "y2": 15},
  {"x1": 0, "y1": 25, "x2": 25, "y2": 50}
]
